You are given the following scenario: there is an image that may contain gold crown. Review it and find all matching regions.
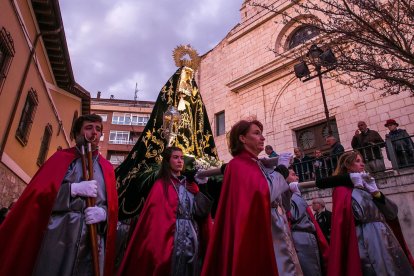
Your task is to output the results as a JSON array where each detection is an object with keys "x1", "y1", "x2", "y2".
[{"x1": 173, "y1": 44, "x2": 201, "y2": 71}]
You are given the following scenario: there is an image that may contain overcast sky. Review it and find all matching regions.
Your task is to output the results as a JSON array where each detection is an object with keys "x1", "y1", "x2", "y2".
[{"x1": 59, "y1": 0, "x2": 242, "y2": 101}]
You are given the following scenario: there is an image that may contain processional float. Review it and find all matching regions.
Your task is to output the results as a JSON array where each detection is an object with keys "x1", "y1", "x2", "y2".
[{"x1": 115, "y1": 45, "x2": 222, "y2": 222}]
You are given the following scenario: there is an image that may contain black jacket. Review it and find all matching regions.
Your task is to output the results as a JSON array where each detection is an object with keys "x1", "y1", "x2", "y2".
[{"x1": 351, "y1": 129, "x2": 384, "y2": 160}]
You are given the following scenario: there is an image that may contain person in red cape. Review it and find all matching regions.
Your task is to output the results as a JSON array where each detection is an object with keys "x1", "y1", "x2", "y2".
[
  {"x1": 118, "y1": 146, "x2": 212, "y2": 276},
  {"x1": 0, "y1": 114, "x2": 118, "y2": 276},
  {"x1": 202, "y1": 119, "x2": 299, "y2": 276},
  {"x1": 323, "y1": 151, "x2": 414, "y2": 276},
  {"x1": 287, "y1": 169, "x2": 329, "y2": 276}
]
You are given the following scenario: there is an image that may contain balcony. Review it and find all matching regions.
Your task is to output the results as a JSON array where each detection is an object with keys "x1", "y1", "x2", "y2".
[
  {"x1": 293, "y1": 135, "x2": 414, "y2": 182},
  {"x1": 108, "y1": 140, "x2": 137, "y2": 145}
]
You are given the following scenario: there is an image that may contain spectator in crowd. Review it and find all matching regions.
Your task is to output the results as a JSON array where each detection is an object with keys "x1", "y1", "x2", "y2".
[
  {"x1": 311, "y1": 198, "x2": 332, "y2": 243},
  {"x1": 351, "y1": 121, "x2": 385, "y2": 172},
  {"x1": 326, "y1": 135, "x2": 345, "y2": 156},
  {"x1": 288, "y1": 169, "x2": 328, "y2": 276},
  {"x1": 265, "y1": 145, "x2": 279, "y2": 158},
  {"x1": 326, "y1": 135, "x2": 344, "y2": 175},
  {"x1": 312, "y1": 149, "x2": 327, "y2": 180},
  {"x1": 293, "y1": 147, "x2": 313, "y2": 182},
  {"x1": 384, "y1": 119, "x2": 414, "y2": 166}
]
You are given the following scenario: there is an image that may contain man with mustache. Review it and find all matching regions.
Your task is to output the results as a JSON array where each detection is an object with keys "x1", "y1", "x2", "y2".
[{"x1": 0, "y1": 114, "x2": 118, "y2": 276}]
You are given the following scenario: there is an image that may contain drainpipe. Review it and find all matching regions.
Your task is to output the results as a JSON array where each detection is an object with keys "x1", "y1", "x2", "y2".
[{"x1": 0, "y1": 27, "x2": 61, "y2": 160}]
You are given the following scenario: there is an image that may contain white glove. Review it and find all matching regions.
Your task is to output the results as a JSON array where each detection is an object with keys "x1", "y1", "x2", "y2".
[
  {"x1": 289, "y1": 182, "x2": 301, "y2": 195},
  {"x1": 194, "y1": 173, "x2": 208, "y2": 184},
  {"x1": 349, "y1": 173, "x2": 364, "y2": 188},
  {"x1": 71, "y1": 180, "x2": 98, "y2": 197},
  {"x1": 361, "y1": 173, "x2": 379, "y2": 194},
  {"x1": 85, "y1": 206, "x2": 106, "y2": 224},
  {"x1": 277, "y1": 153, "x2": 293, "y2": 168}
]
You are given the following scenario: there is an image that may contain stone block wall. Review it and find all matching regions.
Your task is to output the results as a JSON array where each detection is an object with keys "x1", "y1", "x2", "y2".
[
  {"x1": 301, "y1": 167, "x2": 414, "y2": 253},
  {"x1": 0, "y1": 163, "x2": 26, "y2": 208}
]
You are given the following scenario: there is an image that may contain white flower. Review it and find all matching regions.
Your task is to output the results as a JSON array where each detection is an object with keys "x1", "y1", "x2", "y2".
[{"x1": 194, "y1": 156, "x2": 223, "y2": 171}]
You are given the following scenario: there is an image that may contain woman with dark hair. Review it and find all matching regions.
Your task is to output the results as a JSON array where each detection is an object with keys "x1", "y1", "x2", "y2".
[
  {"x1": 118, "y1": 147, "x2": 212, "y2": 276},
  {"x1": 327, "y1": 151, "x2": 414, "y2": 275},
  {"x1": 202, "y1": 120, "x2": 301, "y2": 276}
]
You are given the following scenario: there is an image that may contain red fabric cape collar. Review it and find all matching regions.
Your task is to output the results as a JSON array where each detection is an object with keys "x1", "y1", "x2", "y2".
[
  {"x1": 241, "y1": 149, "x2": 259, "y2": 160},
  {"x1": 201, "y1": 150, "x2": 279, "y2": 276},
  {"x1": 0, "y1": 148, "x2": 118, "y2": 276}
]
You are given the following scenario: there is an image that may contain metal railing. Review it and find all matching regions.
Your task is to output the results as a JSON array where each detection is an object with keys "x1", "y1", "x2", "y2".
[
  {"x1": 385, "y1": 134, "x2": 414, "y2": 169},
  {"x1": 293, "y1": 153, "x2": 343, "y2": 182},
  {"x1": 293, "y1": 135, "x2": 414, "y2": 182},
  {"x1": 108, "y1": 140, "x2": 136, "y2": 145}
]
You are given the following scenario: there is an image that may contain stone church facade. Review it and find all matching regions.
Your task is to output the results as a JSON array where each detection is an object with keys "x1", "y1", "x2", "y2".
[
  {"x1": 198, "y1": 0, "x2": 414, "y2": 251},
  {"x1": 198, "y1": 0, "x2": 414, "y2": 162}
]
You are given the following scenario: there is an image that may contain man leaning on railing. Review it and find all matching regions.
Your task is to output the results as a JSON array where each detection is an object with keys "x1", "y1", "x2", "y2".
[{"x1": 351, "y1": 121, "x2": 385, "y2": 173}]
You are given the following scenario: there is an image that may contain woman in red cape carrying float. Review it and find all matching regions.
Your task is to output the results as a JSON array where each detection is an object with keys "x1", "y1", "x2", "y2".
[
  {"x1": 202, "y1": 119, "x2": 302, "y2": 276},
  {"x1": 118, "y1": 146, "x2": 212, "y2": 276},
  {"x1": 324, "y1": 151, "x2": 414, "y2": 276}
]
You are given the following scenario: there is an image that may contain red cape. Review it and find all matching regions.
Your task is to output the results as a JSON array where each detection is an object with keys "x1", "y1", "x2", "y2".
[
  {"x1": 328, "y1": 186, "x2": 363, "y2": 276},
  {"x1": 201, "y1": 150, "x2": 279, "y2": 276},
  {"x1": 328, "y1": 186, "x2": 414, "y2": 276},
  {"x1": 0, "y1": 148, "x2": 118, "y2": 276},
  {"x1": 305, "y1": 207, "x2": 329, "y2": 273},
  {"x1": 118, "y1": 177, "x2": 212, "y2": 275}
]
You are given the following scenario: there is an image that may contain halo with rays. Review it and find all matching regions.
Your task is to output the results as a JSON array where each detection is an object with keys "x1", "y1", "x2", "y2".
[{"x1": 173, "y1": 44, "x2": 201, "y2": 71}]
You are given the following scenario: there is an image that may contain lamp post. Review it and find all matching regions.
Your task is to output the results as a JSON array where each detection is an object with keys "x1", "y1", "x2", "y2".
[{"x1": 294, "y1": 44, "x2": 337, "y2": 135}]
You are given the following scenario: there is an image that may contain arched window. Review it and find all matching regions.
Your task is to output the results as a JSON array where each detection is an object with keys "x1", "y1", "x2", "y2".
[{"x1": 288, "y1": 25, "x2": 320, "y2": 49}]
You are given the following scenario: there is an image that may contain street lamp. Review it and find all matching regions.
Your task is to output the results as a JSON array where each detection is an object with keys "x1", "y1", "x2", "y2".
[{"x1": 294, "y1": 44, "x2": 337, "y2": 135}]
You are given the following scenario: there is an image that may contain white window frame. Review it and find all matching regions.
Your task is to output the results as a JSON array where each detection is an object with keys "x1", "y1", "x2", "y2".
[
  {"x1": 109, "y1": 130, "x2": 133, "y2": 144},
  {"x1": 112, "y1": 113, "x2": 128, "y2": 125},
  {"x1": 112, "y1": 112, "x2": 149, "y2": 126}
]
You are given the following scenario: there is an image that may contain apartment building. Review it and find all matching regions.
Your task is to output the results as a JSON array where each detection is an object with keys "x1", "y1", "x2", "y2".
[{"x1": 91, "y1": 94, "x2": 155, "y2": 167}]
